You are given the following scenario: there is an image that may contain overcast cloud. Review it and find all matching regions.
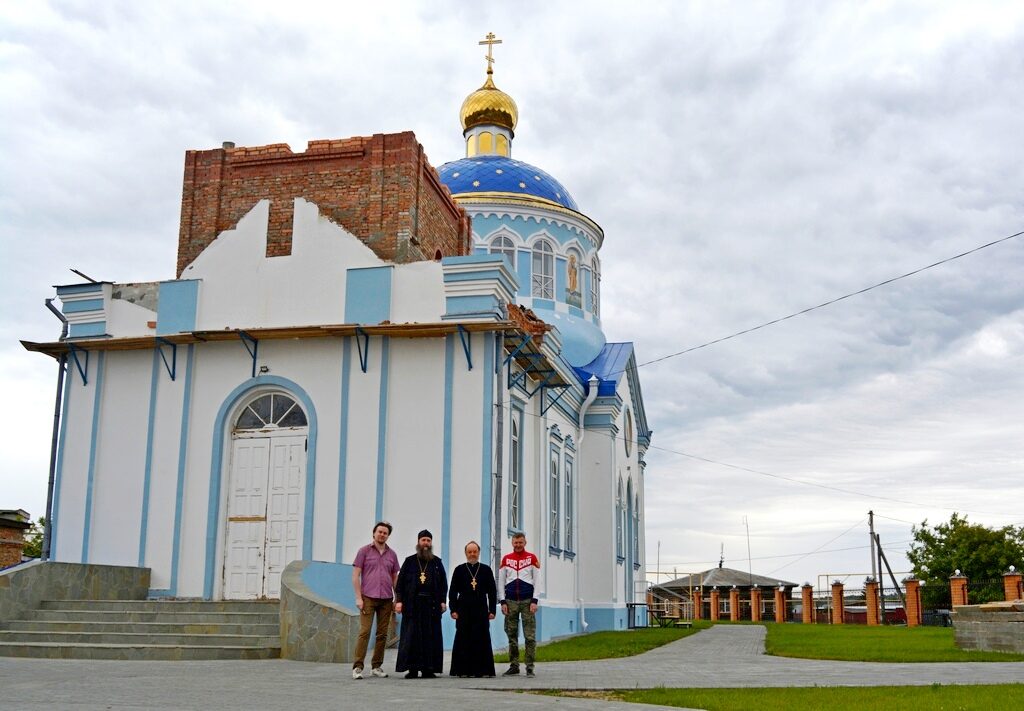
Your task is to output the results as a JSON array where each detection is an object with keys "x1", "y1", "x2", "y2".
[{"x1": 2, "y1": 1, "x2": 1022, "y2": 588}]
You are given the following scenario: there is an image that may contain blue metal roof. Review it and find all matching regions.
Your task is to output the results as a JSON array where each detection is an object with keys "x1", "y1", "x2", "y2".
[
  {"x1": 437, "y1": 155, "x2": 579, "y2": 211},
  {"x1": 574, "y1": 342, "x2": 634, "y2": 396}
]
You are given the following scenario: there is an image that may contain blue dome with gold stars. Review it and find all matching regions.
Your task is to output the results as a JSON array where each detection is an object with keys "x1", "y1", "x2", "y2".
[{"x1": 438, "y1": 155, "x2": 579, "y2": 211}]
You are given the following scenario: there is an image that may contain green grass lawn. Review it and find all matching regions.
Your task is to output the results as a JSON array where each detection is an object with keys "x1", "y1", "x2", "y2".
[
  {"x1": 764, "y1": 623, "x2": 1024, "y2": 662},
  {"x1": 494, "y1": 622, "x2": 711, "y2": 662},
  {"x1": 549, "y1": 684, "x2": 1024, "y2": 710}
]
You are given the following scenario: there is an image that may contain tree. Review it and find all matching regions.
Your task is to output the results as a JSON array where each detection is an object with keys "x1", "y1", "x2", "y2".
[
  {"x1": 907, "y1": 513, "x2": 1024, "y2": 608},
  {"x1": 22, "y1": 516, "x2": 45, "y2": 559}
]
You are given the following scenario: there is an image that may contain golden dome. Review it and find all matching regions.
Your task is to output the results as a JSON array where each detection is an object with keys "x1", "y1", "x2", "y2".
[{"x1": 460, "y1": 70, "x2": 518, "y2": 134}]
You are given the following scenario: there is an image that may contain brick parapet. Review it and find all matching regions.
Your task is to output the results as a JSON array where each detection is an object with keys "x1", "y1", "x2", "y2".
[
  {"x1": 0, "y1": 525, "x2": 26, "y2": 568},
  {"x1": 801, "y1": 584, "x2": 814, "y2": 624},
  {"x1": 750, "y1": 587, "x2": 762, "y2": 622},
  {"x1": 864, "y1": 580, "x2": 880, "y2": 626},
  {"x1": 831, "y1": 581, "x2": 844, "y2": 624},
  {"x1": 176, "y1": 132, "x2": 470, "y2": 276},
  {"x1": 904, "y1": 578, "x2": 922, "y2": 627},
  {"x1": 1004, "y1": 571, "x2": 1022, "y2": 602},
  {"x1": 950, "y1": 575, "x2": 969, "y2": 607}
]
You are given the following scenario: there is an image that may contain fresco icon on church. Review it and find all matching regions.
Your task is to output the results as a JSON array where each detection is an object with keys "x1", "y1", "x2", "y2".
[{"x1": 566, "y1": 252, "x2": 582, "y2": 308}]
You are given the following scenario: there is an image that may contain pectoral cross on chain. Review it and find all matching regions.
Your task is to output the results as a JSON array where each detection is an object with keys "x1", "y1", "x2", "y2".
[
  {"x1": 471, "y1": 579, "x2": 478, "y2": 591},
  {"x1": 419, "y1": 572, "x2": 427, "y2": 584}
]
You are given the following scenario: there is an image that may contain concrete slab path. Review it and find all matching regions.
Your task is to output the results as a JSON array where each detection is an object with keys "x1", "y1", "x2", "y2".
[{"x1": 2, "y1": 625, "x2": 1021, "y2": 710}]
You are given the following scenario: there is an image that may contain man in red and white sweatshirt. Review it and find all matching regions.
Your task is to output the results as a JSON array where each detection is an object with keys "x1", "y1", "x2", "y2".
[{"x1": 497, "y1": 531, "x2": 541, "y2": 676}]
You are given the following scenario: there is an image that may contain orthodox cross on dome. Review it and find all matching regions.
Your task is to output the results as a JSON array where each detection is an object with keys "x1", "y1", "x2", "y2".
[{"x1": 479, "y1": 32, "x2": 502, "y2": 74}]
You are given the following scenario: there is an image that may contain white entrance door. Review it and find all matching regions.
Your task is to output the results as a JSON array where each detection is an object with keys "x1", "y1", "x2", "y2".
[{"x1": 224, "y1": 435, "x2": 305, "y2": 599}]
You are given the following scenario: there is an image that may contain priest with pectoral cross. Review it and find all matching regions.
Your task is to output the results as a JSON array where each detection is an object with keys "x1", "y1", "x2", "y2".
[
  {"x1": 448, "y1": 540, "x2": 497, "y2": 677},
  {"x1": 394, "y1": 530, "x2": 448, "y2": 678}
]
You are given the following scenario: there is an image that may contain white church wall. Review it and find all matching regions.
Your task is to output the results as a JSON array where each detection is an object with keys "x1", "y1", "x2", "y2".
[
  {"x1": 447, "y1": 332, "x2": 487, "y2": 566},
  {"x1": 392, "y1": 260, "x2": 445, "y2": 324},
  {"x1": 381, "y1": 338, "x2": 445, "y2": 554},
  {"x1": 339, "y1": 336, "x2": 387, "y2": 563},
  {"x1": 87, "y1": 350, "x2": 150, "y2": 566},
  {"x1": 106, "y1": 298, "x2": 156, "y2": 338},
  {"x1": 143, "y1": 349, "x2": 190, "y2": 591},
  {"x1": 577, "y1": 428, "x2": 617, "y2": 604},
  {"x1": 185, "y1": 199, "x2": 383, "y2": 332},
  {"x1": 51, "y1": 357, "x2": 104, "y2": 563}
]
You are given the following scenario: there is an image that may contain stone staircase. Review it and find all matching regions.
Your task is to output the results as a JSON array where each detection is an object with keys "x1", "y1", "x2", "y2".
[{"x1": 0, "y1": 599, "x2": 281, "y2": 660}]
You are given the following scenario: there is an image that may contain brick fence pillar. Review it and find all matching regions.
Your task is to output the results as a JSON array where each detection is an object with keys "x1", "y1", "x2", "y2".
[
  {"x1": 801, "y1": 583, "x2": 814, "y2": 624},
  {"x1": 750, "y1": 586, "x2": 762, "y2": 622},
  {"x1": 904, "y1": 577, "x2": 922, "y2": 627},
  {"x1": 693, "y1": 588, "x2": 703, "y2": 620},
  {"x1": 710, "y1": 588, "x2": 720, "y2": 622},
  {"x1": 831, "y1": 581, "x2": 845, "y2": 624},
  {"x1": 774, "y1": 586, "x2": 786, "y2": 623},
  {"x1": 949, "y1": 572, "x2": 969, "y2": 607},
  {"x1": 729, "y1": 587, "x2": 740, "y2": 622},
  {"x1": 865, "y1": 579, "x2": 880, "y2": 626},
  {"x1": 1004, "y1": 568, "x2": 1022, "y2": 601}
]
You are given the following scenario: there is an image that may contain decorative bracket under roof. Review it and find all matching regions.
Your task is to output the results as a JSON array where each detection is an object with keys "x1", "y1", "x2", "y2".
[
  {"x1": 67, "y1": 343, "x2": 89, "y2": 385},
  {"x1": 238, "y1": 331, "x2": 258, "y2": 379},
  {"x1": 155, "y1": 337, "x2": 177, "y2": 381}
]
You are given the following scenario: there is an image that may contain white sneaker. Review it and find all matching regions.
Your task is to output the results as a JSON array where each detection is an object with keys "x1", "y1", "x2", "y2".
[
  {"x1": 370, "y1": 667, "x2": 389, "y2": 678},
  {"x1": 352, "y1": 668, "x2": 363, "y2": 680}
]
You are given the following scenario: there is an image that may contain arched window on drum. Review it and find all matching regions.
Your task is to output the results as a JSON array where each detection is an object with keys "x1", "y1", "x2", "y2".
[
  {"x1": 532, "y1": 239, "x2": 554, "y2": 300},
  {"x1": 489, "y1": 234, "x2": 516, "y2": 270}
]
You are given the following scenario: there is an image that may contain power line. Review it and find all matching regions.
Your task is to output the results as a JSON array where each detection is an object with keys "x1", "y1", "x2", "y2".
[
  {"x1": 496, "y1": 400, "x2": 1022, "y2": 518},
  {"x1": 766, "y1": 517, "x2": 865, "y2": 576},
  {"x1": 652, "y1": 540, "x2": 916, "y2": 570},
  {"x1": 631, "y1": 228, "x2": 1024, "y2": 371}
]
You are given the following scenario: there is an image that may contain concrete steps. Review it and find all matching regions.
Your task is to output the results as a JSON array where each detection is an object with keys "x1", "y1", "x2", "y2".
[{"x1": 0, "y1": 599, "x2": 281, "y2": 660}]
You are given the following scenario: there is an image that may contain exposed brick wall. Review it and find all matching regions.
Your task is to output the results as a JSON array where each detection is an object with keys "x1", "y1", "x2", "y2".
[
  {"x1": 0, "y1": 525, "x2": 25, "y2": 568},
  {"x1": 177, "y1": 132, "x2": 471, "y2": 276}
]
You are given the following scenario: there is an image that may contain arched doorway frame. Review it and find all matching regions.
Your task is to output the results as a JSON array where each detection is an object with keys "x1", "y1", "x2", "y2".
[{"x1": 204, "y1": 375, "x2": 318, "y2": 599}]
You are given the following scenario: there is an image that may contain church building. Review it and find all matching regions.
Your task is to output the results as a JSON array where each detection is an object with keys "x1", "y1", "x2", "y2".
[{"x1": 23, "y1": 37, "x2": 652, "y2": 643}]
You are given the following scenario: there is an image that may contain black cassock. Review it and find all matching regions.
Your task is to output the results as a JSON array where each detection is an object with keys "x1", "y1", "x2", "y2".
[
  {"x1": 395, "y1": 554, "x2": 448, "y2": 673},
  {"x1": 448, "y1": 562, "x2": 497, "y2": 677}
]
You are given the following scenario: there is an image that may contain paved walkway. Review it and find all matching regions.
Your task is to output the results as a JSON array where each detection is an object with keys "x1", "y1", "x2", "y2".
[{"x1": 2, "y1": 626, "x2": 1022, "y2": 710}]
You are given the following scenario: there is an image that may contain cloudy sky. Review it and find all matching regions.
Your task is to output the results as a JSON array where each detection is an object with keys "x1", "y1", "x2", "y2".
[{"x1": 3, "y1": 1, "x2": 1022, "y2": 589}]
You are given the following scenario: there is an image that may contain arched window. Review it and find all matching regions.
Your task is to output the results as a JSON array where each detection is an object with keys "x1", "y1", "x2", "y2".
[
  {"x1": 624, "y1": 409, "x2": 633, "y2": 458},
  {"x1": 590, "y1": 256, "x2": 601, "y2": 317},
  {"x1": 489, "y1": 234, "x2": 516, "y2": 269},
  {"x1": 496, "y1": 134, "x2": 509, "y2": 156},
  {"x1": 509, "y1": 412, "x2": 521, "y2": 530},
  {"x1": 564, "y1": 454, "x2": 574, "y2": 553},
  {"x1": 549, "y1": 446, "x2": 560, "y2": 550},
  {"x1": 615, "y1": 478, "x2": 624, "y2": 559},
  {"x1": 532, "y1": 239, "x2": 554, "y2": 299},
  {"x1": 235, "y1": 392, "x2": 307, "y2": 430},
  {"x1": 633, "y1": 493, "x2": 641, "y2": 562}
]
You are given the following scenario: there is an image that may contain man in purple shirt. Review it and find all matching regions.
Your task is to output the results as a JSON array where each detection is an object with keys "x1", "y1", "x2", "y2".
[{"x1": 351, "y1": 521, "x2": 400, "y2": 679}]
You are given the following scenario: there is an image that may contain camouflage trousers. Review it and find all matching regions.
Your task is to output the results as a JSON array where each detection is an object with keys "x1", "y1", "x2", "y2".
[{"x1": 503, "y1": 599, "x2": 536, "y2": 668}]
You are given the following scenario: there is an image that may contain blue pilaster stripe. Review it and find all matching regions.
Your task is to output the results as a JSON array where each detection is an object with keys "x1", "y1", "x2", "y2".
[
  {"x1": 170, "y1": 344, "x2": 195, "y2": 595},
  {"x1": 137, "y1": 349, "x2": 161, "y2": 566},
  {"x1": 336, "y1": 337, "x2": 351, "y2": 562},
  {"x1": 441, "y1": 335, "x2": 454, "y2": 566},
  {"x1": 374, "y1": 337, "x2": 390, "y2": 523},
  {"x1": 80, "y1": 351, "x2": 105, "y2": 563},
  {"x1": 480, "y1": 334, "x2": 495, "y2": 559},
  {"x1": 49, "y1": 359, "x2": 73, "y2": 559},
  {"x1": 204, "y1": 374, "x2": 319, "y2": 599}
]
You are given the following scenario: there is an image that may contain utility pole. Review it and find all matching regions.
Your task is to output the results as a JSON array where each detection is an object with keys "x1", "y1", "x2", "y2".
[
  {"x1": 656, "y1": 540, "x2": 661, "y2": 585},
  {"x1": 868, "y1": 511, "x2": 878, "y2": 582}
]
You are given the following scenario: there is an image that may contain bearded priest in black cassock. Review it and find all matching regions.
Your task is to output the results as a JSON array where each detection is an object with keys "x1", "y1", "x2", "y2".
[
  {"x1": 448, "y1": 540, "x2": 497, "y2": 677},
  {"x1": 394, "y1": 530, "x2": 448, "y2": 678}
]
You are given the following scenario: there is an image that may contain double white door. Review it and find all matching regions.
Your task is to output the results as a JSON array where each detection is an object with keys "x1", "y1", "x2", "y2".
[{"x1": 224, "y1": 435, "x2": 305, "y2": 599}]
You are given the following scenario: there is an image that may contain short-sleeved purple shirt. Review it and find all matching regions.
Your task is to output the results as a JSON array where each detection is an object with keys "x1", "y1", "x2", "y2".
[{"x1": 353, "y1": 543, "x2": 400, "y2": 599}]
